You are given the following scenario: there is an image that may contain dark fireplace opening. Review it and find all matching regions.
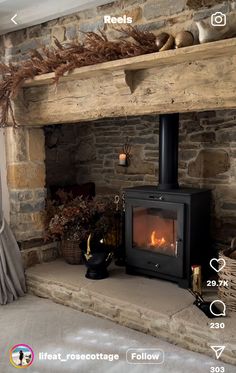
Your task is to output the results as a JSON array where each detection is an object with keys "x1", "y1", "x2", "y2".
[
  {"x1": 43, "y1": 112, "x2": 235, "y2": 287},
  {"x1": 125, "y1": 113, "x2": 212, "y2": 288}
]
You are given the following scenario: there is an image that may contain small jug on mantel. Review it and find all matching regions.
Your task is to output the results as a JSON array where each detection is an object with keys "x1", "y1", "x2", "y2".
[{"x1": 196, "y1": 12, "x2": 236, "y2": 44}]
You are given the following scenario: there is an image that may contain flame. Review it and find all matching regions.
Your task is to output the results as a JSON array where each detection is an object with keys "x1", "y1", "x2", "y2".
[{"x1": 150, "y1": 230, "x2": 166, "y2": 247}]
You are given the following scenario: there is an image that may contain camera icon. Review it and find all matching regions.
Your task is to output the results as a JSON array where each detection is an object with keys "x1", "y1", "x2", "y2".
[{"x1": 211, "y1": 12, "x2": 226, "y2": 27}]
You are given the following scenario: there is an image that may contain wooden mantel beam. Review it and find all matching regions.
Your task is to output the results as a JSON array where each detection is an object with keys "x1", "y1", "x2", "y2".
[
  {"x1": 22, "y1": 38, "x2": 236, "y2": 88},
  {"x1": 112, "y1": 70, "x2": 134, "y2": 95},
  {"x1": 13, "y1": 38, "x2": 236, "y2": 126}
]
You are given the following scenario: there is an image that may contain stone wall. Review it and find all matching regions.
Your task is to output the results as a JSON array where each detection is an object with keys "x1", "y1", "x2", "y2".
[
  {"x1": 45, "y1": 110, "x2": 236, "y2": 246},
  {"x1": 0, "y1": 0, "x2": 236, "y2": 63},
  {"x1": 1, "y1": 0, "x2": 236, "y2": 243},
  {"x1": 21, "y1": 242, "x2": 59, "y2": 269},
  {"x1": 5, "y1": 127, "x2": 46, "y2": 241}
]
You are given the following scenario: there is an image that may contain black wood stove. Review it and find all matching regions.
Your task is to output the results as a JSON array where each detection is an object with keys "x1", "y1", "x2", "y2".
[{"x1": 124, "y1": 114, "x2": 211, "y2": 288}]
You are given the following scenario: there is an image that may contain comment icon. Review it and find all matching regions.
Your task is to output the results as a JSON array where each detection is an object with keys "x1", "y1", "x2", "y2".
[{"x1": 209, "y1": 300, "x2": 226, "y2": 317}]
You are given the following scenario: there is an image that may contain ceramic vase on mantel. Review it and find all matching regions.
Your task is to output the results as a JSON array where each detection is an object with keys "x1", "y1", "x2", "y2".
[{"x1": 196, "y1": 12, "x2": 236, "y2": 44}]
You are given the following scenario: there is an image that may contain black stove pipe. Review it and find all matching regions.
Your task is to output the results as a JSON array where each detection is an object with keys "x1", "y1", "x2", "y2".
[{"x1": 158, "y1": 113, "x2": 179, "y2": 190}]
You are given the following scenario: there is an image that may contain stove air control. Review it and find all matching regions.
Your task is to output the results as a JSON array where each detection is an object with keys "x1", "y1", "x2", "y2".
[{"x1": 147, "y1": 261, "x2": 160, "y2": 270}]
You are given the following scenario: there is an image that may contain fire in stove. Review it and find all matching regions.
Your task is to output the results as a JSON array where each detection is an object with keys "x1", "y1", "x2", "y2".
[
  {"x1": 150, "y1": 230, "x2": 166, "y2": 246},
  {"x1": 149, "y1": 230, "x2": 175, "y2": 252}
]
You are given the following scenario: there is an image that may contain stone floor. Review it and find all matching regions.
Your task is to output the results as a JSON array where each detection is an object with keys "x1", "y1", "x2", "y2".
[
  {"x1": 26, "y1": 259, "x2": 236, "y2": 366},
  {"x1": 1, "y1": 295, "x2": 235, "y2": 373}
]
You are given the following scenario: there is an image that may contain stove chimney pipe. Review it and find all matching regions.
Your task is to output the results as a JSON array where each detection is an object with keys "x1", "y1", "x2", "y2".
[{"x1": 158, "y1": 113, "x2": 179, "y2": 190}]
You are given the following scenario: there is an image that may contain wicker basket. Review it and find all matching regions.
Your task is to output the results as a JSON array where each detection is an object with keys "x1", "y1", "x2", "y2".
[
  {"x1": 218, "y1": 238, "x2": 236, "y2": 312},
  {"x1": 61, "y1": 240, "x2": 83, "y2": 265}
]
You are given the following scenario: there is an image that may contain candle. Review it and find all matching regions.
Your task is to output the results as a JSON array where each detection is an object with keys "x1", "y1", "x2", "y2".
[{"x1": 119, "y1": 153, "x2": 127, "y2": 165}]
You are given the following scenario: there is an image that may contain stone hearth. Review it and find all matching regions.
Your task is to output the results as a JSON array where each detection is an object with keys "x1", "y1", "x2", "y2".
[{"x1": 26, "y1": 259, "x2": 236, "y2": 366}]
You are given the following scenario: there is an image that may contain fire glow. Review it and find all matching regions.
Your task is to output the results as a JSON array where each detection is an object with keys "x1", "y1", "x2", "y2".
[
  {"x1": 149, "y1": 230, "x2": 175, "y2": 250},
  {"x1": 150, "y1": 231, "x2": 166, "y2": 247}
]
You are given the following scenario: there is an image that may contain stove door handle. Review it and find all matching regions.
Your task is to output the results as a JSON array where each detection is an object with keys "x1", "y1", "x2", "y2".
[
  {"x1": 148, "y1": 195, "x2": 164, "y2": 201},
  {"x1": 175, "y1": 238, "x2": 182, "y2": 257}
]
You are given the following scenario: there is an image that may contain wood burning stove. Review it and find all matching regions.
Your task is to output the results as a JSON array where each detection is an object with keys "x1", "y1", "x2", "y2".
[{"x1": 124, "y1": 114, "x2": 211, "y2": 288}]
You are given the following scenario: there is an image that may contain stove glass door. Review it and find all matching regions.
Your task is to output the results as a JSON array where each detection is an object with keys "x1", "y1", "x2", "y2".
[
  {"x1": 133, "y1": 206, "x2": 177, "y2": 256},
  {"x1": 126, "y1": 198, "x2": 185, "y2": 278}
]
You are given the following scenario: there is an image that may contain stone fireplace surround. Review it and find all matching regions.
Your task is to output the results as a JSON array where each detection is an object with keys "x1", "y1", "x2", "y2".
[
  {"x1": 1, "y1": 36, "x2": 235, "y2": 284},
  {"x1": 0, "y1": 1, "x2": 236, "y2": 365},
  {"x1": 44, "y1": 112, "x2": 235, "y2": 249},
  {"x1": 4, "y1": 107, "x2": 236, "y2": 249},
  {"x1": 1, "y1": 1, "x2": 235, "y2": 247},
  {"x1": 3, "y1": 53, "x2": 236, "y2": 365}
]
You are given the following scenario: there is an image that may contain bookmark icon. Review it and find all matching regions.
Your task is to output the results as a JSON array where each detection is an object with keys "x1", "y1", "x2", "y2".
[{"x1": 210, "y1": 346, "x2": 225, "y2": 359}]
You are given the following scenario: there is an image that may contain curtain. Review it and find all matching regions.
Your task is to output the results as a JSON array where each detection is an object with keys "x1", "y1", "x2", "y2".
[{"x1": 0, "y1": 174, "x2": 26, "y2": 305}]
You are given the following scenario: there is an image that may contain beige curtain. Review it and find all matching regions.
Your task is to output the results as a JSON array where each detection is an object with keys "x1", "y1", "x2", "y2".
[{"x1": 0, "y1": 174, "x2": 26, "y2": 304}]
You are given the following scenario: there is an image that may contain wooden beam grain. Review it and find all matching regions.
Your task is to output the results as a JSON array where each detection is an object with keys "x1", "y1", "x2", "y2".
[{"x1": 11, "y1": 38, "x2": 236, "y2": 126}]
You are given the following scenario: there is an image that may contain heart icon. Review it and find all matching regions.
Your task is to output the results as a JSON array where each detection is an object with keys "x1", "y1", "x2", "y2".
[{"x1": 210, "y1": 258, "x2": 226, "y2": 273}]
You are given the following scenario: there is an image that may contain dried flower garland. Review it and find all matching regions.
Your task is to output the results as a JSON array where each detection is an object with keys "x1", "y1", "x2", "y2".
[{"x1": 0, "y1": 26, "x2": 158, "y2": 127}]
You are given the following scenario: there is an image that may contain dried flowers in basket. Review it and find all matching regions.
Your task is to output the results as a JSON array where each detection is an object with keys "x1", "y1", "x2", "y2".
[
  {"x1": 45, "y1": 191, "x2": 117, "y2": 267},
  {"x1": 45, "y1": 192, "x2": 90, "y2": 264}
]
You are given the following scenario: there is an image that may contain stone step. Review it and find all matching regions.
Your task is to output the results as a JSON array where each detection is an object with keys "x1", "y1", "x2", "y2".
[
  {"x1": 26, "y1": 259, "x2": 236, "y2": 366},
  {"x1": 21, "y1": 242, "x2": 59, "y2": 269}
]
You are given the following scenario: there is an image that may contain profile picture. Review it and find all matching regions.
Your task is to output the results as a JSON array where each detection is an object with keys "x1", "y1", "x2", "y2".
[{"x1": 9, "y1": 344, "x2": 34, "y2": 368}]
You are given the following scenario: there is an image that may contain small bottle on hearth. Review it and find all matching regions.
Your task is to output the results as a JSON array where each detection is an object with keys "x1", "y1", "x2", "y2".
[{"x1": 191, "y1": 265, "x2": 202, "y2": 296}]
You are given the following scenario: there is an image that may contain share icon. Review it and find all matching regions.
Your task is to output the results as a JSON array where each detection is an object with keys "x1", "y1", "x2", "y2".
[{"x1": 210, "y1": 345, "x2": 226, "y2": 360}]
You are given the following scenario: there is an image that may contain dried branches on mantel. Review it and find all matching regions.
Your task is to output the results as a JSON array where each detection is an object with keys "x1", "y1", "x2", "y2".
[{"x1": 0, "y1": 27, "x2": 159, "y2": 128}]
